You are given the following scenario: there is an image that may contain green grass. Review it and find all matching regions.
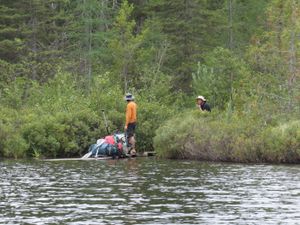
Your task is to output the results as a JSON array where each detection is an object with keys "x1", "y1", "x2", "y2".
[{"x1": 154, "y1": 110, "x2": 300, "y2": 163}]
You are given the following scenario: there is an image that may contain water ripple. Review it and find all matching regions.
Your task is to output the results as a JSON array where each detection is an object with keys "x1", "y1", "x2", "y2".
[{"x1": 0, "y1": 159, "x2": 299, "y2": 224}]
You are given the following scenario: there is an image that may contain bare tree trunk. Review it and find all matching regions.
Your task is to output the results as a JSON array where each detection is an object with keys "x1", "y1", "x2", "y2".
[
  {"x1": 120, "y1": 20, "x2": 128, "y2": 94},
  {"x1": 112, "y1": 0, "x2": 118, "y2": 10},
  {"x1": 155, "y1": 41, "x2": 168, "y2": 74},
  {"x1": 122, "y1": 62, "x2": 128, "y2": 94},
  {"x1": 287, "y1": 0, "x2": 298, "y2": 111},
  {"x1": 288, "y1": 0, "x2": 297, "y2": 87},
  {"x1": 277, "y1": 2, "x2": 283, "y2": 57},
  {"x1": 29, "y1": 0, "x2": 38, "y2": 80},
  {"x1": 83, "y1": 0, "x2": 92, "y2": 91},
  {"x1": 289, "y1": 31, "x2": 296, "y2": 87},
  {"x1": 228, "y1": 0, "x2": 234, "y2": 108},
  {"x1": 100, "y1": 0, "x2": 109, "y2": 31},
  {"x1": 228, "y1": 0, "x2": 233, "y2": 50},
  {"x1": 87, "y1": 24, "x2": 92, "y2": 91},
  {"x1": 149, "y1": 40, "x2": 168, "y2": 88},
  {"x1": 183, "y1": 0, "x2": 191, "y2": 58},
  {"x1": 80, "y1": 0, "x2": 87, "y2": 79}
]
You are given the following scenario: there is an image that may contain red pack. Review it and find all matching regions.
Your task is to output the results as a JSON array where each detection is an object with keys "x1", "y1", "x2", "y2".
[{"x1": 105, "y1": 135, "x2": 122, "y2": 150}]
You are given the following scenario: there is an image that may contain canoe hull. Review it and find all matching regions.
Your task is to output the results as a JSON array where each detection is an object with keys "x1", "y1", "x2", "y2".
[{"x1": 43, "y1": 151, "x2": 155, "y2": 161}]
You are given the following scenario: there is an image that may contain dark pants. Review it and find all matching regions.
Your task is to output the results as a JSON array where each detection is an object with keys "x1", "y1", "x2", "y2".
[{"x1": 126, "y1": 122, "x2": 136, "y2": 138}]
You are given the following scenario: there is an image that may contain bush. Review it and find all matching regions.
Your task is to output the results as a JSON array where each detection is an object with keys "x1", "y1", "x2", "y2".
[
  {"x1": 0, "y1": 70, "x2": 183, "y2": 158},
  {"x1": 0, "y1": 107, "x2": 29, "y2": 159},
  {"x1": 3, "y1": 134, "x2": 29, "y2": 159},
  {"x1": 137, "y1": 101, "x2": 175, "y2": 151},
  {"x1": 0, "y1": 121, "x2": 11, "y2": 157},
  {"x1": 22, "y1": 110, "x2": 105, "y2": 158},
  {"x1": 154, "y1": 110, "x2": 215, "y2": 159},
  {"x1": 154, "y1": 110, "x2": 300, "y2": 163},
  {"x1": 192, "y1": 47, "x2": 252, "y2": 110},
  {"x1": 0, "y1": 73, "x2": 117, "y2": 158},
  {"x1": 261, "y1": 120, "x2": 300, "y2": 163}
]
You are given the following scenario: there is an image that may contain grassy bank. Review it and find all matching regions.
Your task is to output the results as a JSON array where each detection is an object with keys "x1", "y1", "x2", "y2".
[
  {"x1": 0, "y1": 72, "x2": 178, "y2": 159},
  {"x1": 154, "y1": 110, "x2": 300, "y2": 163}
]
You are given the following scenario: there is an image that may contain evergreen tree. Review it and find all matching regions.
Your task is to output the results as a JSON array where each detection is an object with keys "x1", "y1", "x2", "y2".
[
  {"x1": 0, "y1": 1, "x2": 26, "y2": 63},
  {"x1": 225, "y1": 0, "x2": 269, "y2": 52},
  {"x1": 22, "y1": 0, "x2": 70, "y2": 81},
  {"x1": 0, "y1": 0, "x2": 70, "y2": 81},
  {"x1": 68, "y1": 0, "x2": 118, "y2": 90},
  {"x1": 147, "y1": 0, "x2": 225, "y2": 91}
]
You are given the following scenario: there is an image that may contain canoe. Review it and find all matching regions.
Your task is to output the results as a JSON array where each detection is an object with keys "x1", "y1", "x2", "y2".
[{"x1": 43, "y1": 151, "x2": 155, "y2": 162}]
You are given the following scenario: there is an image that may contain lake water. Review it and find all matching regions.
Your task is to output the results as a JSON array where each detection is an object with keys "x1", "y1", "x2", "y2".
[{"x1": 0, "y1": 158, "x2": 299, "y2": 224}]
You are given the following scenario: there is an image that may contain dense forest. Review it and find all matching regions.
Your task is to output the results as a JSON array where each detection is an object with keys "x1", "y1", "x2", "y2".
[{"x1": 0, "y1": 0, "x2": 299, "y2": 162}]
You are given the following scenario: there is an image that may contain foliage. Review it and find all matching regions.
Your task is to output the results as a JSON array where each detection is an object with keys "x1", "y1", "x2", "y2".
[
  {"x1": 0, "y1": 0, "x2": 299, "y2": 163},
  {"x1": 0, "y1": 73, "x2": 106, "y2": 158},
  {"x1": 261, "y1": 120, "x2": 300, "y2": 163},
  {"x1": 22, "y1": 110, "x2": 102, "y2": 158},
  {"x1": 246, "y1": 0, "x2": 300, "y2": 112},
  {"x1": 154, "y1": 110, "x2": 300, "y2": 163},
  {"x1": 192, "y1": 47, "x2": 252, "y2": 110},
  {"x1": 146, "y1": 0, "x2": 226, "y2": 91},
  {"x1": 0, "y1": 70, "x2": 180, "y2": 158}
]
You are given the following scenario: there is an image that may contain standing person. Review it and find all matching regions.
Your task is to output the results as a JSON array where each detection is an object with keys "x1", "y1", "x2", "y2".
[
  {"x1": 124, "y1": 93, "x2": 137, "y2": 156},
  {"x1": 196, "y1": 96, "x2": 211, "y2": 112}
]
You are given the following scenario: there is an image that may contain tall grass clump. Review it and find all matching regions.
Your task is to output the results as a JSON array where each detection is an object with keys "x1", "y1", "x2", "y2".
[
  {"x1": 154, "y1": 110, "x2": 300, "y2": 163},
  {"x1": 261, "y1": 120, "x2": 300, "y2": 163}
]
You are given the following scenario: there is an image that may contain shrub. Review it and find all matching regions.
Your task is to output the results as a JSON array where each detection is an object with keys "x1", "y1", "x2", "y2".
[
  {"x1": 261, "y1": 120, "x2": 300, "y2": 163},
  {"x1": 0, "y1": 107, "x2": 29, "y2": 159},
  {"x1": 154, "y1": 110, "x2": 214, "y2": 159},
  {"x1": 0, "y1": 121, "x2": 10, "y2": 157},
  {"x1": 192, "y1": 47, "x2": 252, "y2": 110},
  {"x1": 22, "y1": 110, "x2": 104, "y2": 158},
  {"x1": 0, "y1": 71, "x2": 183, "y2": 158},
  {"x1": 3, "y1": 134, "x2": 29, "y2": 159},
  {"x1": 137, "y1": 100, "x2": 175, "y2": 151},
  {"x1": 154, "y1": 110, "x2": 300, "y2": 163}
]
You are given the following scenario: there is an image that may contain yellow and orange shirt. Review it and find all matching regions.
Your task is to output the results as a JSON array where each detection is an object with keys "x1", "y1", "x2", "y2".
[{"x1": 125, "y1": 101, "x2": 137, "y2": 127}]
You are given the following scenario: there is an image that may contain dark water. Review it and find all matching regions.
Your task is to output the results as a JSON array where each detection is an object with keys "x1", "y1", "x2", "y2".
[{"x1": 0, "y1": 158, "x2": 299, "y2": 225}]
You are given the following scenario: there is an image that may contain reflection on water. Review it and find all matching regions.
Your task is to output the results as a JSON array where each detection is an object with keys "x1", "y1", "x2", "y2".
[{"x1": 0, "y1": 158, "x2": 299, "y2": 224}]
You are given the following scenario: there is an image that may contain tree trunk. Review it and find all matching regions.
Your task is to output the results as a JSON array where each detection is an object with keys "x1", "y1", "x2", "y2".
[
  {"x1": 277, "y1": 2, "x2": 283, "y2": 57},
  {"x1": 100, "y1": 0, "x2": 109, "y2": 31},
  {"x1": 122, "y1": 62, "x2": 128, "y2": 94},
  {"x1": 83, "y1": 0, "x2": 92, "y2": 91},
  {"x1": 87, "y1": 24, "x2": 92, "y2": 91},
  {"x1": 287, "y1": 0, "x2": 298, "y2": 111},
  {"x1": 228, "y1": 0, "x2": 233, "y2": 50},
  {"x1": 228, "y1": 0, "x2": 234, "y2": 108},
  {"x1": 30, "y1": 0, "x2": 38, "y2": 80}
]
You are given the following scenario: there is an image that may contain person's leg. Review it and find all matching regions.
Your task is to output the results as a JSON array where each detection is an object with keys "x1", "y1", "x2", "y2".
[
  {"x1": 127, "y1": 123, "x2": 136, "y2": 155},
  {"x1": 129, "y1": 135, "x2": 135, "y2": 150},
  {"x1": 128, "y1": 136, "x2": 136, "y2": 156}
]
